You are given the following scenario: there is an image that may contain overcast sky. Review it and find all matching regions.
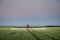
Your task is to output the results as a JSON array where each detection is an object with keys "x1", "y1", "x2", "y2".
[{"x1": 0, "y1": 0, "x2": 60, "y2": 26}]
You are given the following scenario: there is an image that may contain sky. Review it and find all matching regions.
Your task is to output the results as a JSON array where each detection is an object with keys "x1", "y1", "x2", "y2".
[{"x1": 0, "y1": 0, "x2": 60, "y2": 26}]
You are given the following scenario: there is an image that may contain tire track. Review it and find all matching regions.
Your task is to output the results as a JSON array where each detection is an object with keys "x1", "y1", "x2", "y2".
[
  {"x1": 8, "y1": 31, "x2": 17, "y2": 35},
  {"x1": 44, "y1": 34, "x2": 58, "y2": 40},
  {"x1": 20, "y1": 31, "x2": 23, "y2": 40},
  {"x1": 27, "y1": 30, "x2": 41, "y2": 40},
  {"x1": 0, "y1": 37, "x2": 2, "y2": 40},
  {"x1": 32, "y1": 30, "x2": 58, "y2": 40}
]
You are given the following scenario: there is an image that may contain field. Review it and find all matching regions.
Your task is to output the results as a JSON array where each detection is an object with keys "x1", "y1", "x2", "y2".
[{"x1": 0, "y1": 27, "x2": 60, "y2": 40}]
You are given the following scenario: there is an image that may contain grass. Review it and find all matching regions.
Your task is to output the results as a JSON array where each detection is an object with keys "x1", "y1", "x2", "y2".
[{"x1": 0, "y1": 27, "x2": 60, "y2": 40}]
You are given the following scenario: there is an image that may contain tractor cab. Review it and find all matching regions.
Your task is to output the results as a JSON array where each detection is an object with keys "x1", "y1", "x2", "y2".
[{"x1": 26, "y1": 24, "x2": 30, "y2": 28}]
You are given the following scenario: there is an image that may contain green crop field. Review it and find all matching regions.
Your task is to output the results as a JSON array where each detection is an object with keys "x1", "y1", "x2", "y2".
[{"x1": 0, "y1": 27, "x2": 60, "y2": 40}]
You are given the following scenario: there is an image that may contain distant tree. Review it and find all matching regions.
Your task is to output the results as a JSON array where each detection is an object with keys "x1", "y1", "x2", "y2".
[
  {"x1": 46, "y1": 25, "x2": 56, "y2": 27},
  {"x1": 57, "y1": 25, "x2": 60, "y2": 27},
  {"x1": 46, "y1": 25, "x2": 60, "y2": 27}
]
